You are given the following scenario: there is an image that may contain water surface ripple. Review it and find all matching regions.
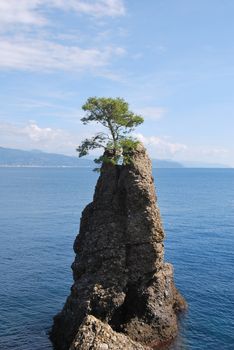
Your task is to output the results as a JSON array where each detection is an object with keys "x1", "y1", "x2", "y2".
[{"x1": 0, "y1": 168, "x2": 233, "y2": 349}]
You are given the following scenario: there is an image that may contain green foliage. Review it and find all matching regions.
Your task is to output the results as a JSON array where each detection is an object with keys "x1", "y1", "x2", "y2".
[
  {"x1": 77, "y1": 97, "x2": 144, "y2": 170},
  {"x1": 76, "y1": 133, "x2": 106, "y2": 157},
  {"x1": 120, "y1": 138, "x2": 140, "y2": 165}
]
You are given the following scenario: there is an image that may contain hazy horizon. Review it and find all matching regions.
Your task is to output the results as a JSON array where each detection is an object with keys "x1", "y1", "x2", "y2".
[{"x1": 0, "y1": 145, "x2": 232, "y2": 168}]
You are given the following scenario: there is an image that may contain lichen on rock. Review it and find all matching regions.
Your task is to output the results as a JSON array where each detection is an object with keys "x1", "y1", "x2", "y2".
[{"x1": 50, "y1": 143, "x2": 186, "y2": 350}]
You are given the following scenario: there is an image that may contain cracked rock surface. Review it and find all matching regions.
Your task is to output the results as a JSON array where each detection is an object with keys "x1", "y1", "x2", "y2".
[{"x1": 50, "y1": 144, "x2": 186, "y2": 350}]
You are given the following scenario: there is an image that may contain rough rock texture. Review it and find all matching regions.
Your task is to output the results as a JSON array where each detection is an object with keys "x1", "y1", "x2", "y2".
[
  {"x1": 51, "y1": 144, "x2": 186, "y2": 350},
  {"x1": 70, "y1": 315, "x2": 151, "y2": 350}
]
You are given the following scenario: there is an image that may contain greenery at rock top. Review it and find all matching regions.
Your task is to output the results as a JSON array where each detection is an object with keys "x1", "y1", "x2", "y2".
[{"x1": 76, "y1": 97, "x2": 144, "y2": 170}]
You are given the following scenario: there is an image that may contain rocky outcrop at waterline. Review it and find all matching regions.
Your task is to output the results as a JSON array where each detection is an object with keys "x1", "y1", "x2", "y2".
[
  {"x1": 69, "y1": 315, "x2": 151, "y2": 350},
  {"x1": 50, "y1": 143, "x2": 186, "y2": 350}
]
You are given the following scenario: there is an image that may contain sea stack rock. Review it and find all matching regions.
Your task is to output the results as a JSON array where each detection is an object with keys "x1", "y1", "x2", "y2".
[{"x1": 51, "y1": 143, "x2": 186, "y2": 350}]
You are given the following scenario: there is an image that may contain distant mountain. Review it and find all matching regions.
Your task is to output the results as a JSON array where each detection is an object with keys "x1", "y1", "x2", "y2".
[
  {"x1": 0, "y1": 147, "x2": 92, "y2": 167},
  {"x1": 1, "y1": 147, "x2": 229, "y2": 168},
  {"x1": 0, "y1": 147, "x2": 185, "y2": 168},
  {"x1": 151, "y1": 159, "x2": 184, "y2": 168}
]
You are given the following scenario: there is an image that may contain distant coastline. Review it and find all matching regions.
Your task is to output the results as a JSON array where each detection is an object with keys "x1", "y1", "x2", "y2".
[
  {"x1": 0, "y1": 165, "x2": 91, "y2": 168},
  {"x1": 0, "y1": 146, "x2": 231, "y2": 169}
]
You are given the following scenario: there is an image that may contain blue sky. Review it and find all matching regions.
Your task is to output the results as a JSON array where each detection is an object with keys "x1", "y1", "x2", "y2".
[{"x1": 0, "y1": 0, "x2": 233, "y2": 166}]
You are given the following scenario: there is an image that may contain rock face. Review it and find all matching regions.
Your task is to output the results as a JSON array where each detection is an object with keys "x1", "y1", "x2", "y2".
[
  {"x1": 51, "y1": 144, "x2": 186, "y2": 350},
  {"x1": 70, "y1": 315, "x2": 151, "y2": 350}
]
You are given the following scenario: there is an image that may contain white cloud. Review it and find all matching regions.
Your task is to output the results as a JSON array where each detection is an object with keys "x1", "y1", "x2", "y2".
[
  {"x1": 0, "y1": 1, "x2": 126, "y2": 74},
  {"x1": 1, "y1": 120, "x2": 63, "y2": 141},
  {"x1": 0, "y1": 37, "x2": 125, "y2": 72},
  {"x1": 0, "y1": 0, "x2": 125, "y2": 30},
  {"x1": 57, "y1": 0, "x2": 126, "y2": 17},
  {"x1": 0, "y1": 1, "x2": 46, "y2": 28},
  {"x1": 1, "y1": 122, "x2": 188, "y2": 158},
  {"x1": 0, "y1": 0, "x2": 126, "y2": 73},
  {"x1": 136, "y1": 107, "x2": 167, "y2": 120},
  {"x1": 134, "y1": 133, "x2": 188, "y2": 157},
  {"x1": 133, "y1": 133, "x2": 232, "y2": 165},
  {"x1": 0, "y1": 122, "x2": 232, "y2": 165},
  {"x1": 23, "y1": 122, "x2": 60, "y2": 142},
  {"x1": 0, "y1": 121, "x2": 78, "y2": 154}
]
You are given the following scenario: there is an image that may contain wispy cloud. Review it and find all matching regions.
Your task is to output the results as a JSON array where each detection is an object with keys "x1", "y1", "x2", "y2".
[
  {"x1": 0, "y1": 1, "x2": 46, "y2": 28},
  {"x1": 1, "y1": 120, "x2": 65, "y2": 141},
  {"x1": 0, "y1": 120, "x2": 109, "y2": 155},
  {"x1": 0, "y1": 121, "x2": 78, "y2": 154},
  {"x1": 133, "y1": 133, "x2": 232, "y2": 165},
  {"x1": 59, "y1": 0, "x2": 126, "y2": 17},
  {"x1": 1, "y1": 121, "x2": 232, "y2": 165},
  {"x1": 2, "y1": 121, "x2": 187, "y2": 158},
  {"x1": 0, "y1": 37, "x2": 125, "y2": 72},
  {"x1": 0, "y1": 0, "x2": 125, "y2": 30},
  {"x1": 0, "y1": 1, "x2": 126, "y2": 75},
  {"x1": 134, "y1": 133, "x2": 188, "y2": 157}
]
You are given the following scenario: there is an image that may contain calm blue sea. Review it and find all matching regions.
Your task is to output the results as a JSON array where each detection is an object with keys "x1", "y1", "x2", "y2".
[{"x1": 0, "y1": 168, "x2": 233, "y2": 350}]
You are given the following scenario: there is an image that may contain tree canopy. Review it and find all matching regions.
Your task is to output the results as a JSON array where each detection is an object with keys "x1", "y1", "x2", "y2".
[{"x1": 77, "y1": 97, "x2": 144, "y2": 169}]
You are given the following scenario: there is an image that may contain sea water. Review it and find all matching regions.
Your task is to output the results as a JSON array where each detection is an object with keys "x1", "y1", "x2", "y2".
[{"x1": 0, "y1": 168, "x2": 233, "y2": 350}]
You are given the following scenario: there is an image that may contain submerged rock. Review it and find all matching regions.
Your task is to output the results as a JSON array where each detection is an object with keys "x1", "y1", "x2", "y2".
[{"x1": 51, "y1": 144, "x2": 186, "y2": 350}]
